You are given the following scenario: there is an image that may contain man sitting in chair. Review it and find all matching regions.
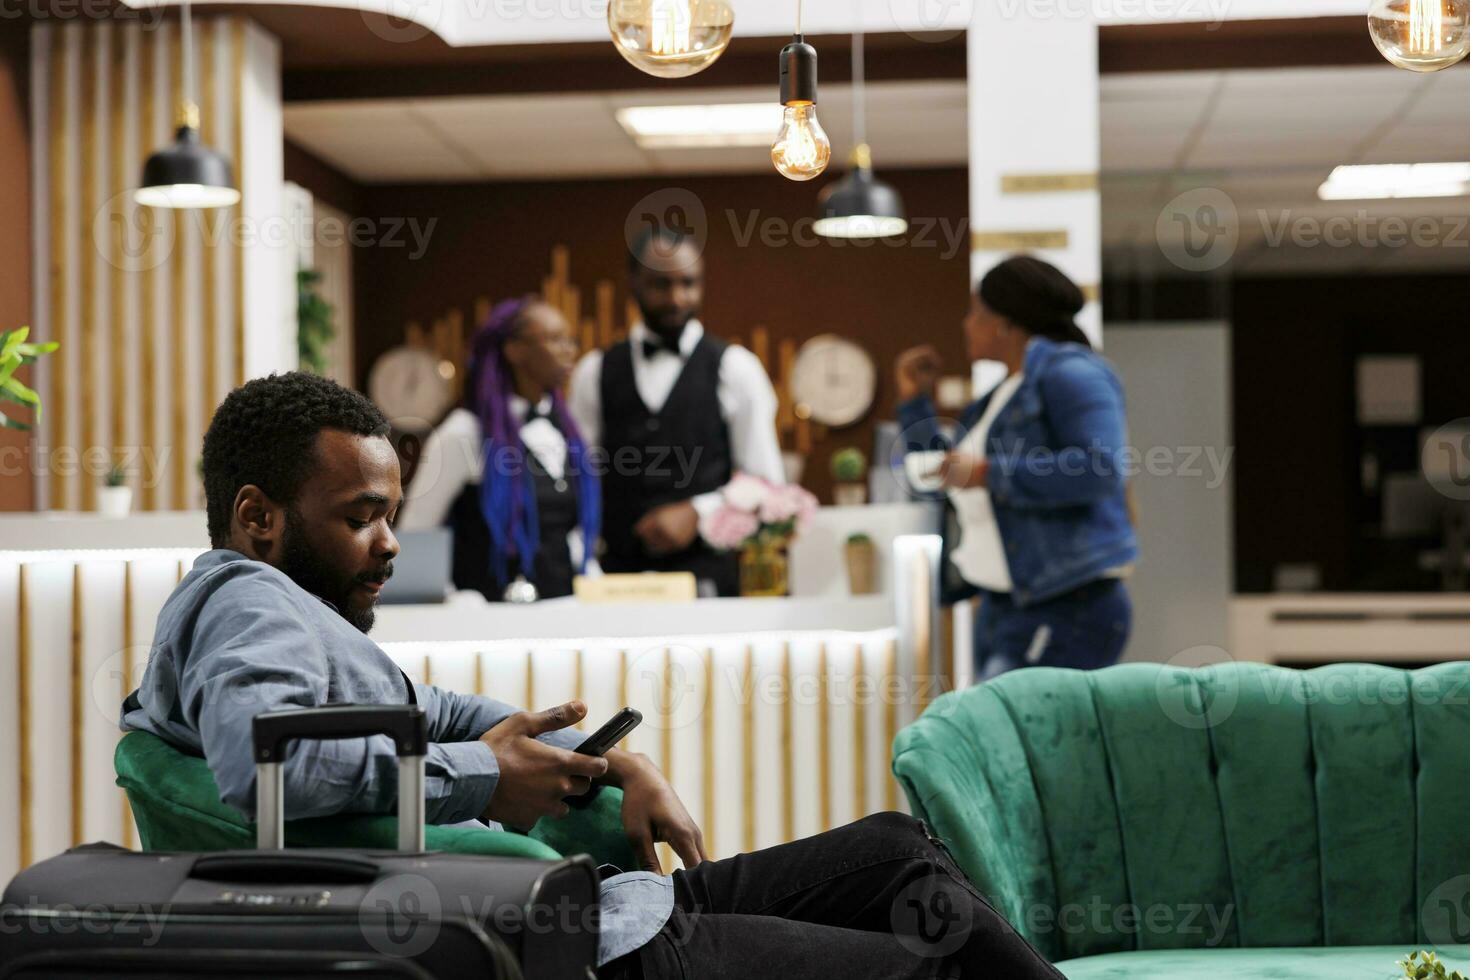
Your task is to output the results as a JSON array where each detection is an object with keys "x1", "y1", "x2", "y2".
[{"x1": 121, "y1": 372, "x2": 1062, "y2": 980}]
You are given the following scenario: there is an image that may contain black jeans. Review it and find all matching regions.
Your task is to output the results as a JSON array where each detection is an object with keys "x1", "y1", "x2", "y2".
[{"x1": 600, "y1": 812, "x2": 1064, "y2": 980}]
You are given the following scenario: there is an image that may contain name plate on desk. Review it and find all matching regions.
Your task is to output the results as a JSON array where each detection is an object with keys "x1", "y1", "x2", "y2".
[{"x1": 574, "y1": 573, "x2": 698, "y2": 604}]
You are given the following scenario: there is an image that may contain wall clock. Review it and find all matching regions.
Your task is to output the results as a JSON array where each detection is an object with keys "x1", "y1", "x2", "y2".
[
  {"x1": 789, "y1": 334, "x2": 877, "y2": 428},
  {"x1": 368, "y1": 346, "x2": 455, "y2": 430}
]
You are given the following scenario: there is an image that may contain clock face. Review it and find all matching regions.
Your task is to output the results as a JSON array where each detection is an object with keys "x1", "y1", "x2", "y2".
[
  {"x1": 368, "y1": 346, "x2": 455, "y2": 430},
  {"x1": 790, "y1": 335, "x2": 877, "y2": 428}
]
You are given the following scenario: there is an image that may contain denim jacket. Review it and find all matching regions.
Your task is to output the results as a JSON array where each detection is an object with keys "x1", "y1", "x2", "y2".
[{"x1": 897, "y1": 336, "x2": 1138, "y2": 608}]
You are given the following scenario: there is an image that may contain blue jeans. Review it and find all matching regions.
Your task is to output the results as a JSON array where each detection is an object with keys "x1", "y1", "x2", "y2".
[{"x1": 975, "y1": 578, "x2": 1132, "y2": 680}]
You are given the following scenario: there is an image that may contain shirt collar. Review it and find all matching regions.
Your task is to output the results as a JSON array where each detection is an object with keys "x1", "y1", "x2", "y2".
[
  {"x1": 630, "y1": 319, "x2": 704, "y2": 358},
  {"x1": 508, "y1": 393, "x2": 555, "y2": 421},
  {"x1": 196, "y1": 549, "x2": 342, "y2": 612}
]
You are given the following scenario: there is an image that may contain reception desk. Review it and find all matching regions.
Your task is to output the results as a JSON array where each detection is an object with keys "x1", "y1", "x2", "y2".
[{"x1": 0, "y1": 508, "x2": 944, "y2": 881}]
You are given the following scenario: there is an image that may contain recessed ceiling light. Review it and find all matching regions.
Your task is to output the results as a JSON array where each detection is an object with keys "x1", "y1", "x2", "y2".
[
  {"x1": 1318, "y1": 162, "x2": 1470, "y2": 201},
  {"x1": 615, "y1": 103, "x2": 782, "y2": 149}
]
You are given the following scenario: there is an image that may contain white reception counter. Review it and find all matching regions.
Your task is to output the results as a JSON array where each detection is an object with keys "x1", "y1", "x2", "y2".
[{"x1": 0, "y1": 505, "x2": 945, "y2": 880}]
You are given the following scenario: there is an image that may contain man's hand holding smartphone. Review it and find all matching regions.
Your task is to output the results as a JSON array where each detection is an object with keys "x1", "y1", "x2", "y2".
[{"x1": 478, "y1": 700, "x2": 609, "y2": 829}]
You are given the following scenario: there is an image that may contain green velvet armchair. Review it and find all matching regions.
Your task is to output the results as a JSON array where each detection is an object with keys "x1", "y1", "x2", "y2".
[
  {"x1": 115, "y1": 730, "x2": 639, "y2": 869},
  {"x1": 892, "y1": 661, "x2": 1470, "y2": 979}
]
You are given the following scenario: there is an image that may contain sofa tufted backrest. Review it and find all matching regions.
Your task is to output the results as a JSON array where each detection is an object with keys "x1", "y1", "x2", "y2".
[{"x1": 892, "y1": 661, "x2": 1470, "y2": 963}]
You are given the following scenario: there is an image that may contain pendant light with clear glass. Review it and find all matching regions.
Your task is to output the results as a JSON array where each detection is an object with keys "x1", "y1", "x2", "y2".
[
  {"x1": 608, "y1": 0, "x2": 735, "y2": 78},
  {"x1": 770, "y1": 0, "x2": 831, "y2": 181},
  {"x1": 1368, "y1": 0, "x2": 1470, "y2": 71},
  {"x1": 814, "y1": 28, "x2": 906, "y2": 238},
  {"x1": 135, "y1": 1, "x2": 240, "y2": 209}
]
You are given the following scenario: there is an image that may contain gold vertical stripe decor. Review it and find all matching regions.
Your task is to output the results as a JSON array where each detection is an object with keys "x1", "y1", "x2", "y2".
[
  {"x1": 524, "y1": 650, "x2": 535, "y2": 714},
  {"x1": 70, "y1": 566, "x2": 84, "y2": 846},
  {"x1": 818, "y1": 644, "x2": 830, "y2": 832},
  {"x1": 702, "y1": 649, "x2": 714, "y2": 857},
  {"x1": 199, "y1": 18, "x2": 219, "y2": 418},
  {"x1": 17, "y1": 565, "x2": 32, "y2": 869},
  {"x1": 853, "y1": 645, "x2": 866, "y2": 821},
  {"x1": 168, "y1": 25, "x2": 188, "y2": 510},
  {"x1": 78, "y1": 29, "x2": 98, "y2": 512},
  {"x1": 617, "y1": 649, "x2": 629, "y2": 751},
  {"x1": 473, "y1": 653, "x2": 484, "y2": 696},
  {"x1": 108, "y1": 27, "x2": 128, "y2": 464},
  {"x1": 121, "y1": 561, "x2": 135, "y2": 850},
  {"x1": 231, "y1": 18, "x2": 246, "y2": 387},
  {"x1": 138, "y1": 24, "x2": 159, "y2": 512},
  {"x1": 741, "y1": 645, "x2": 754, "y2": 853},
  {"x1": 883, "y1": 639, "x2": 899, "y2": 812},
  {"x1": 47, "y1": 27, "x2": 69, "y2": 511},
  {"x1": 421, "y1": 654, "x2": 432, "y2": 687},
  {"x1": 573, "y1": 653, "x2": 583, "y2": 729},
  {"x1": 661, "y1": 648, "x2": 673, "y2": 778},
  {"x1": 780, "y1": 643, "x2": 793, "y2": 843}
]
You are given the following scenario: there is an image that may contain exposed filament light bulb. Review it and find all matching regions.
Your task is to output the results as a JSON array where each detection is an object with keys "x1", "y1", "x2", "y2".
[
  {"x1": 771, "y1": 37, "x2": 831, "y2": 181},
  {"x1": 607, "y1": 0, "x2": 734, "y2": 79},
  {"x1": 1369, "y1": 0, "x2": 1470, "y2": 71}
]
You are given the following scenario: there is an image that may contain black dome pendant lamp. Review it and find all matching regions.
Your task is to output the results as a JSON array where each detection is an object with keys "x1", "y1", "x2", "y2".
[
  {"x1": 813, "y1": 28, "x2": 906, "y2": 239},
  {"x1": 135, "y1": 1, "x2": 240, "y2": 210}
]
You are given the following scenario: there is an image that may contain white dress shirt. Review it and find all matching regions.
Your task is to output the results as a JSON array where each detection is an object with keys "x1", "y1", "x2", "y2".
[
  {"x1": 568, "y1": 319, "x2": 786, "y2": 518},
  {"x1": 948, "y1": 372, "x2": 1025, "y2": 593},
  {"x1": 398, "y1": 397, "x2": 595, "y2": 572}
]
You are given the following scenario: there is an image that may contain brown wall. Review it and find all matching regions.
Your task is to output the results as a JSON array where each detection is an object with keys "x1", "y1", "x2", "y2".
[
  {"x1": 353, "y1": 167, "x2": 972, "y2": 501},
  {"x1": 1231, "y1": 273, "x2": 1470, "y2": 593},
  {"x1": 0, "y1": 29, "x2": 33, "y2": 512}
]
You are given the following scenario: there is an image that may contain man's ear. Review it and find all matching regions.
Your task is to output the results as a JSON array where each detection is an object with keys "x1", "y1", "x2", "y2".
[{"x1": 232, "y1": 485, "x2": 283, "y2": 558}]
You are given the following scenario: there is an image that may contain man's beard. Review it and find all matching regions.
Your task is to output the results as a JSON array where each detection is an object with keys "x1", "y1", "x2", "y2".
[{"x1": 279, "y1": 507, "x2": 390, "y2": 634}]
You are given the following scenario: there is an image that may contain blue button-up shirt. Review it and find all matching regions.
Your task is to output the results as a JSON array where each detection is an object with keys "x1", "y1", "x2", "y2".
[{"x1": 121, "y1": 548, "x2": 672, "y2": 965}]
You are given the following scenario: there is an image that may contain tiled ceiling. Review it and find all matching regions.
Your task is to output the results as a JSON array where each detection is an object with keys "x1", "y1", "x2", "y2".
[
  {"x1": 284, "y1": 63, "x2": 1470, "y2": 272},
  {"x1": 282, "y1": 81, "x2": 969, "y2": 183}
]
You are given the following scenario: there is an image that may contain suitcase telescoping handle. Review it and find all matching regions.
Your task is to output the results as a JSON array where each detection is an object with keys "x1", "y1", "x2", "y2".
[{"x1": 251, "y1": 704, "x2": 429, "y2": 853}]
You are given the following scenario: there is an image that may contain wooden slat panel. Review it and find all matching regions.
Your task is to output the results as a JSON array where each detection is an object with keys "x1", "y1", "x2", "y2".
[
  {"x1": 47, "y1": 27, "x2": 69, "y2": 511},
  {"x1": 78, "y1": 29, "x2": 98, "y2": 511}
]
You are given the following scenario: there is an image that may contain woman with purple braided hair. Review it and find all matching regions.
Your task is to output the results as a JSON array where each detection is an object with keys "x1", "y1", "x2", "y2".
[{"x1": 398, "y1": 296, "x2": 601, "y2": 600}]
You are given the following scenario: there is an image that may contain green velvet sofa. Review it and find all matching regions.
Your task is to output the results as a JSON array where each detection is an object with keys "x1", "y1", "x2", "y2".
[
  {"x1": 115, "y1": 729, "x2": 638, "y2": 869},
  {"x1": 892, "y1": 661, "x2": 1470, "y2": 979}
]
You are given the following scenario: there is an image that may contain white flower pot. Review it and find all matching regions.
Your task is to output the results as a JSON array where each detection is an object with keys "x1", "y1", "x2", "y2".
[{"x1": 98, "y1": 485, "x2": 133, "y2": 519}]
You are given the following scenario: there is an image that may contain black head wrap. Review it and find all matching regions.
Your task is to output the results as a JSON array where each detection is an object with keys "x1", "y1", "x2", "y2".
[{"x1": 978, "y1": 255, "x2": 1091, "y2": 349}]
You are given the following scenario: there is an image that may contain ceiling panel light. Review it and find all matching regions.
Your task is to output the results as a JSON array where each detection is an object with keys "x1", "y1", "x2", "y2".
[
  {"x1": 1318, "y1": 162, "x2": 1470, "y2": 200},
  {"x1": 615, "y1": 103, "x2": 782, "y2": 148}
]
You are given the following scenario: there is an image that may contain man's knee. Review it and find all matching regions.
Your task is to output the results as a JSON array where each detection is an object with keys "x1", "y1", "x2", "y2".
[{"x1": 855, "y1": 810, "x2": 929, "y2": 843}]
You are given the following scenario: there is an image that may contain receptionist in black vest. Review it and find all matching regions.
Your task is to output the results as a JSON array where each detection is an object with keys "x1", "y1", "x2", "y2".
[
  {"x1": 569, "y1": 229, "x2": 785, "y2": 597},
  {"x1": 399, "y1": 297, "x2": 601, "y2": 601}
]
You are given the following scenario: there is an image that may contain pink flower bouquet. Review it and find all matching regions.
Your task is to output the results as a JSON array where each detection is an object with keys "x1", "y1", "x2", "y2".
[{"x1": 699, "y1": 473, "x2": 819, "y2": 551}]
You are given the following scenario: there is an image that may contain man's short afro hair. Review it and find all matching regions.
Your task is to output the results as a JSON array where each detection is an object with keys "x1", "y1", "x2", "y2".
[{"x1": 202, "y1": 371, "x2": 391, "y2": 547}]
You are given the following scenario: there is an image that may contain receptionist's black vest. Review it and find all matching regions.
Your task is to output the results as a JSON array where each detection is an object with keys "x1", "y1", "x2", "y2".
[{"x1": 598, "y1": 334, "x2": 739, "y2": 596}]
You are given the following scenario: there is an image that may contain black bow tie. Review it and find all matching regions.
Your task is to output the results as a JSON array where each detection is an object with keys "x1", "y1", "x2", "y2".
[{"x1": 642, "y1": 338, "x2": 682, "y2": 361}]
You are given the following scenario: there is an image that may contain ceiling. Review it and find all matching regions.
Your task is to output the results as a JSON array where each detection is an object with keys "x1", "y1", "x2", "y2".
[
  {"x1": 283, "y1": 80, "x2": 970, "y2": 182},
  {"x1": 284, "y1": 62, "x2": 1470, "y2": 274}
]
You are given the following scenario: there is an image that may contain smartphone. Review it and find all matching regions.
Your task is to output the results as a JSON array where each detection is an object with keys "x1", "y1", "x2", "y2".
[{"x1": 564, "y1": 707, "x2": 642, "y2": 808}]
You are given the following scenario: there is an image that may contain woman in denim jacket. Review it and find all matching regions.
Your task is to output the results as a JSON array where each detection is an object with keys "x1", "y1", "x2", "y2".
[{"x1": 897, "y1": 255, "x2": 1137, "y2": 678}]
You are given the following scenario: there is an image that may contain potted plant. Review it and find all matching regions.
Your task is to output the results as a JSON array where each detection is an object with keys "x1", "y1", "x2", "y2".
[
  {"x1": 845, "y1": 532, "x2": 879, "y2": 595},
  {"x1": 99, "y1": 464, "x2": 132, "y2": 518},
  {"x1": 830, "y1": 447, "x2": 868, "y2": 507},
  {"x1": 297, "y1": 268, "x2": 336, "y2": 375},
  {"x1": 0, "y1": 327, "x2": 59, "y2": 431},
  {"x1": 700, "y1": 473, "x2": 819, "y2": 597}
]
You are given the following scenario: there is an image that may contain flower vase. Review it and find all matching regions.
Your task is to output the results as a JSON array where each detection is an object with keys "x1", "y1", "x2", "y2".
[{"x1": 740, "y1": 537, "x2": 790, "y2": 598}]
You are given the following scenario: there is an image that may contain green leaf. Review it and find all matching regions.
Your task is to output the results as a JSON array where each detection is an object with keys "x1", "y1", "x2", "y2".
[
  {"x1": 13, "y1": 341, "x2": 58, "y2": 357},
  {"x1": 0, "y1": 326, "x2": 28, "y2": 358},
  {"x1": 0, "y1": 408, "x2": 30, "y2": 430},
  {"x1": 0, "y1": 357, "x2": 16, "y2": 388},
  {"x1": 3, "y1": 374, "x2": 39, "y2": 406}
]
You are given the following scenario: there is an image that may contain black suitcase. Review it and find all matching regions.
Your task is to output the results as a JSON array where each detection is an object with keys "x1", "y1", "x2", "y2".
[{"x1": 0, "y1": 705, "x2": 601, "y2": 980}]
